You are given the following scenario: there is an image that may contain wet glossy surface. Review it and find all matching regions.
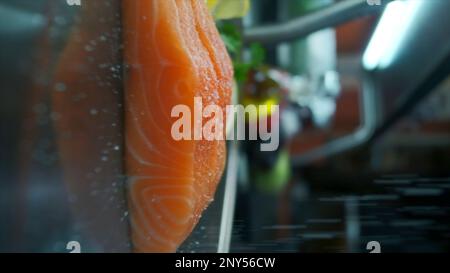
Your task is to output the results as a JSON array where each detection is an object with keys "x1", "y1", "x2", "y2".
[{"x1": 231, "y1": 176, "x2": 450, "y2": 253}]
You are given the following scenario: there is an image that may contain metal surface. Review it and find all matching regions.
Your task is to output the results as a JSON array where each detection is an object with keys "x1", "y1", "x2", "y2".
[
  {"x1": 292, "y1": 73, "x2": 377, "y2": 166},
  {"x1": 289, "y1": 0, "x2": 450, "y2": 166},
  {"x1": 371, "y1": 53, "x2": 450, "y2": 142},
  {"x1": 244, "y1": 0, "x2": 388, "y2": 46},
  {"x1": 0, "y1": 4, "x2": 45, "y2": 34},
  {"x1": 217, "y1": 140, "x2": 240, "y2": 253},
  {"x1": 368, "y1": 0, "x2": 450, "y2": 141}
]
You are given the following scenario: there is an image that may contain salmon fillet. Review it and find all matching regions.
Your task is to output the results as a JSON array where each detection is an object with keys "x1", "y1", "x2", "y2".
[
  {"x1": 122, "y1": 0, "x2": 233, "y2": 252},
  {"x1": 52, "y1": 0, "x2": 130, "y2": 251}
]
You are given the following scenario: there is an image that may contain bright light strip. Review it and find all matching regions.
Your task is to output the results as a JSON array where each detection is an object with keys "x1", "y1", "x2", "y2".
[{"x1": 363, "y1": 0, "x2": 425, "y2": 70}]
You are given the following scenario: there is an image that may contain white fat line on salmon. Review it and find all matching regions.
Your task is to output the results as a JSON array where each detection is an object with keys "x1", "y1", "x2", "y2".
[
  {"x1": 171, "y1": 97, "x2": 280, "y2": 152},
  {"x1": 175, "y1": 257, "x2": 209, "y2": 271}
]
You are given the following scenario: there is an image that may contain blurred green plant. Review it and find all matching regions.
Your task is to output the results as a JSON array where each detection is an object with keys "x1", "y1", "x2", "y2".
[
  {"x1": 207, "y1": 0, "x2": 251, "y2": 20},
  {"x1": 218, "y1": 23, "x2": 266, "y2": 83}
]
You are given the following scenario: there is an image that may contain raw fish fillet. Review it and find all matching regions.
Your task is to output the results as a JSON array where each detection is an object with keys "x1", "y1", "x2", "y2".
[{"x1": 122, "y1": 0, "x2": 233, "y2": 252}]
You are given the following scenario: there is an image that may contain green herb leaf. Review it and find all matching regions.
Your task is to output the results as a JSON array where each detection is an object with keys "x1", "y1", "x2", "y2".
[
  {"x1": 234, "y1": 62, "x2": 252, "y2": 83},
  {"x1": 218, "y1": 23, "x2": 266, "y2": 84},
  {"x1": 250, "y1": 43, "x2": 265, "y2": 67},
  {"x1": 220, "y1": 34, "x2": 240, "y2": 54}
]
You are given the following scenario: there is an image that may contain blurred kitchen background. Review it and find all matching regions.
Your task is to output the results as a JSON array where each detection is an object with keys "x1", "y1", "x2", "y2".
[{"x1": 229, "y1": 0, "x2": 450, "y2": 253}]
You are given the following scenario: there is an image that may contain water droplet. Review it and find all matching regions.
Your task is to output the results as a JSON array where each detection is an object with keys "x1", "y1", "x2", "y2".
[
  {"x1": 50, "y1": 112, "x2": 61, "y2": 121},
  {"x1": 68, "y1": 195, "x2": 78, "y2": 203},
  {"x1": 33, "y1": 103, "x2": 48, "y2": 114},
  {"x1": 84, "y1": 45, "x2": 94, "y2": 52},
  {"x1": 54, "y1": 16, "x2": 67, "y2": 25},
  {"x1": 54, "y1": 82, "x2": 66, "y2": 92}
]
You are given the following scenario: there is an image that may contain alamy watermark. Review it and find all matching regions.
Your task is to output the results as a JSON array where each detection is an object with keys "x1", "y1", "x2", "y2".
[
  {"x1": 66, "y1": 0, "x2": 81, "y2": 6},
  {"x1": 367, "y1": 0, "x2": 382, "y2": 6},
  {"x1": 171, "y1": 97, "x2": 279, "y2": 152},
  {"x1": 366, "y1": 241, "x2": 381, "y2": 253},
  {"x1": 66, "y1": 241, "x2": 81, "y2": 253}
]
